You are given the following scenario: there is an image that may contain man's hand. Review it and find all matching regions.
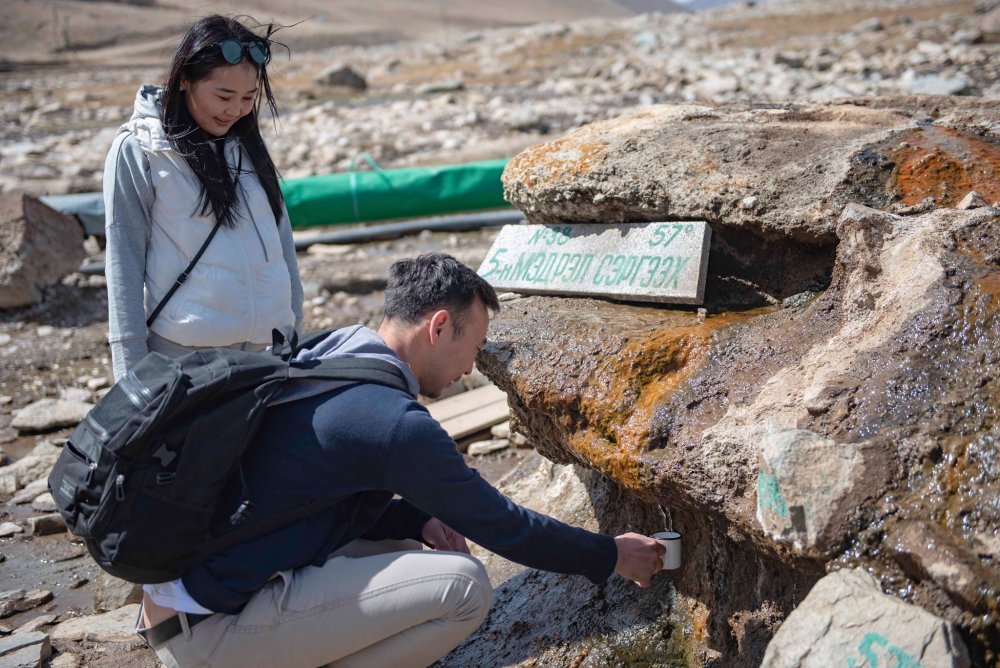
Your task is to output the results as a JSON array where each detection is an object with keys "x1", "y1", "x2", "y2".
[
  {"x1": 422, "y1": 518, "x2": 471, "y2": 554},
  {"x1": 613, "y1": 532, "x2": 664, "y2": 588}
]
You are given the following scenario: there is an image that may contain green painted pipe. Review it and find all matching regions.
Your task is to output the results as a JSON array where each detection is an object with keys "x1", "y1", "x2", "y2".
[{"x1": 281, "y1": 158, "x2": 511, "y2": 229}]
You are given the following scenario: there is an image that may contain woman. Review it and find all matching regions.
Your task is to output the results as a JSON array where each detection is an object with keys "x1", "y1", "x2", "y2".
[{"x1": 104, "y1": 15, "x2": 303, "y2": 381}]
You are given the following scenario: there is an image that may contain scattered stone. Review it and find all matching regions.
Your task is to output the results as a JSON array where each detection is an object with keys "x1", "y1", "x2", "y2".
[
  {"x1": 890, "y1": 196, "x2": 937, "y2": 215},
  {"x1": 0, "y1": 631, "x2": 51, "y2": 667},
  {"x1": 10, "y1": 398, "x2": 91, "y2": 433},
  {"x1": 84, "y1": 376, "x2": 109, "y2": 391},
  {"x1": 0, "y1": 335, "x2": 10, "y2": 346},
  {"x1": 93, "y1": 572, "x2": 142, "y2": 613},
  {"x1": 888, "y1": 521, "x2": 1000, "y2": 613},
  {"x1": 27, "y1": 514, "x2": 65, "y2": 536},
  {"x1": 956, "y1": 190, "x2": 989, "y2": 210},
  {"x1": 10, "y1": 478, "x2": 49, "y2": 505},
  {"x1": 761, "y1": 569, "x2": 970, "y2": 667},
  {"x1": 490, "y1": 421, "x2": 511, "y2": 439},
  {"x1": 0, "y1": 442, "x2": 61, "y2": 493},
  {"x1": 0, "y1": 523, "x2": 22, "y2": 538},
  {"x1": 509, "y1": 431, "x2": 530, "y2": 448},
  {"x1": 467, "y1": 439, "x2": 510, "y2": 456},
  {"x1": 56, "y1": 388, "x2": 89, "y2": 404},
  {"x1": 756, "y1": 430, "x2": 892, "y2": 557},
  {"x1": 29, "y1": 493, "x2": 56, "y2": 513},
  {"x1": 15, "y1": 614, "x2": 57, "y2": 634},
  {"x1": 773, "y1": 53, "x2": 804, "y2": 68},
  {"x1": 417, "y1": 80, "x2": 465, "y2": 95},
  {"x1": 50, "y1": 604, "x2": 141, "y2": 643},
  {"x1": 0, "y1": 591, "x2": 25, "y2": 619},
  {"x1": 900, "y1": 71, "x2": 971, "y2": 95},
  {"x1": 315, "y1": 63, "x2": 367, "y2": 90},
  {"x1": 49, "y1": 653, "x2": 81, "y2": 668},
  {"x1": 0, "y1": 590, "x2": 52, "y2": 618},
  {"x1": 852, "y1": 17, "x2": 884, "y2": 32},
  {"x1": 34, "y1": 326, "x2": 54, "y2": 338},
  {"x1": 0, "y1": 194, "x2": 85, "y2": 310}
]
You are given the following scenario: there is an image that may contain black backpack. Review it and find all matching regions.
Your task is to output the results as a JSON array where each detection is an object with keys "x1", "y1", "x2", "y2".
[{"x1": 47, "y1": 333, "x2": 410, "y2": 584}]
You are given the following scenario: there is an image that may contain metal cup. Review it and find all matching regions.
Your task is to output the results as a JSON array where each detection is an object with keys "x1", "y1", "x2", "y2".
[{"x1": 652, "y1": 531, "x2": 681, "y2": 570}]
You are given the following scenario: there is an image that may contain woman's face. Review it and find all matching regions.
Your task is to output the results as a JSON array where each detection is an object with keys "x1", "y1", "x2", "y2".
[{"x1": 182, "y1": 62, "x2": 258, "y2": 137}]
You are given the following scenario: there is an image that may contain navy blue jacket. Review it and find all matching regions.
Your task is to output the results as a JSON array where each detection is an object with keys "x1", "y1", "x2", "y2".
[{"x1": 183, "y1": 332, "x2": 618, "y2": 614}]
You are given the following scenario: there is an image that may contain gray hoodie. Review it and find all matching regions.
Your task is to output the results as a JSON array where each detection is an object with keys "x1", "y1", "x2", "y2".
[
  {"x1": 103, "y1": 85, "x2": 303, "y2": 380},
  {"x1": 273, "y1": 325, "x2": 421, "y2": 405}
]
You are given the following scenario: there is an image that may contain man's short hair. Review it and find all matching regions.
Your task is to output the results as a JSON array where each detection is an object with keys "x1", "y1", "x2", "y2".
[{"x1": 383, "y1": 253, "x2": 500, "y2": 334}]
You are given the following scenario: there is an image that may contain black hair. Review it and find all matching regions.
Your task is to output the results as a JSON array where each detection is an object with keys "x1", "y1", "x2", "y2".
[
  {"x1": 383, "y1": 253, "x2": 500, "y2": 334},
  {"x1": 160, "y1": 15, "x2": 285, "y2": 228}
]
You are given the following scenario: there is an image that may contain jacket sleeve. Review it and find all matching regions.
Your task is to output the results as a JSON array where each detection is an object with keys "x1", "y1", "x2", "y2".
[
  {"x1": 104, "y1": 132, "x2": 154, "y2": 381},
  {"x1": 379, "y1": 403, "x2": 619, "y2": 584},
  {"x1": 277, "y1": 204, "x2": 304, "y2": 334},
  {"x1": 360, "y1": 498, "x2": 432, "y2": 543}
]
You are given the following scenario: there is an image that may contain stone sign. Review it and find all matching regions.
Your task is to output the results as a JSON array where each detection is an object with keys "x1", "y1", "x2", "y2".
[{"x1": 477, "y1": 222, "x2": 711, "y2": 304}]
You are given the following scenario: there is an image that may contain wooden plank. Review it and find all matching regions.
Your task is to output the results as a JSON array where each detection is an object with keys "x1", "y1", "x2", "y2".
[
  {"x1": 427, "y1": 383, "x2": 507, "y2": 423},
  {"x1": 438, "y1": 399, "x2": 510, "y2": 440}
]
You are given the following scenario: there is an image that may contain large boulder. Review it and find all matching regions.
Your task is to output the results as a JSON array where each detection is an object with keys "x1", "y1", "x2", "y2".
[
  {"x1": 0, "y1": 194, "x2": 85, "y2": 309},
  {"x1": 477, "y1": 98, "x2": 1000, "y2": 664},
  {"x1": 501, "y1": 100, "x2": 1000, "y2": 241}
]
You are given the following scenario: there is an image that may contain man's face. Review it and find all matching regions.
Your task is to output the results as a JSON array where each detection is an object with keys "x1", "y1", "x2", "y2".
[{"x1": 420, "y1": 299, "x2": 489, "y2": 399}]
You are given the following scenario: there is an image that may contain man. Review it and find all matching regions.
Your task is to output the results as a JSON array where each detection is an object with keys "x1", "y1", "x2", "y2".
[{"x1": 139, "y1": 253, "x2": 663, "y2": 668}]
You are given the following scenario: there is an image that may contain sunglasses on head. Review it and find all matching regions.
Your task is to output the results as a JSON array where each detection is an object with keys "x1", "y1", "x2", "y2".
[{"x1": 214, "y1": 38, "x2": 270, "y2": 65}]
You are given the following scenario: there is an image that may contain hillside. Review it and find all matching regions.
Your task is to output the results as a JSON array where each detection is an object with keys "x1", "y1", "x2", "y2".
[{"x1": 0, "y1": 0, "x2": 686, "y2": 67}]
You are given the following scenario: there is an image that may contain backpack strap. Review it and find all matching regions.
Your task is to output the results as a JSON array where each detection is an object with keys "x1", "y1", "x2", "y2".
[
  {"x1": 194, "y1": 358, "x2": 411, "y2": 563},
  {"x1": 288, "y1": 356, "x2": 410, "y2": 394},
  {"x1": 197, "y1": 496, "x2": 343, "y2": 562}
]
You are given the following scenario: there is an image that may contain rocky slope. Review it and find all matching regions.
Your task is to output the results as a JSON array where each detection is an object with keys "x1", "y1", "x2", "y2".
[
  {"x1": 2, "y1": 0, "x2": 1000, "y2": 666},
  {"x1": 2, "y1": 0, "x2": 998, "y2": 196}
]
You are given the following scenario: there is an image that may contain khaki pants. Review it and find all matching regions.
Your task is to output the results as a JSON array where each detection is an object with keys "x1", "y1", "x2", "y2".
[{"x1": 150, "y1": 540, "x2": 492, "y2": 668}]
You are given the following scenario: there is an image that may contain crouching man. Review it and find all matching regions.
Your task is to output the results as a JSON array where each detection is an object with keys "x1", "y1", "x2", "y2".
[{"x1": 138, "y1": 253, "x2": 663, "y2": 668}]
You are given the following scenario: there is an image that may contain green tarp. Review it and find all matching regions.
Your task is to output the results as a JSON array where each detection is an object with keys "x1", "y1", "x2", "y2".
[{"x1": 280, "y1": 158, "x2": 510, "y2": 229}]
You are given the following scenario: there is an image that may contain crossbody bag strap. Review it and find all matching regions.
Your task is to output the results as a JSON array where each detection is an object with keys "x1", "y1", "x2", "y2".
[
  {"x1": 146, "y1": 149, "x2": 241, "y2": 328},
  {"x1": 145, "y1": 219, "x2": 223, "y2": 327}
]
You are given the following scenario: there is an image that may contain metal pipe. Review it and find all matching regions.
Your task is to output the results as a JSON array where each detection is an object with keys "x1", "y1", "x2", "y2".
[{"x1": 76, "y1": 209, "x2": 524, "y2": 276}]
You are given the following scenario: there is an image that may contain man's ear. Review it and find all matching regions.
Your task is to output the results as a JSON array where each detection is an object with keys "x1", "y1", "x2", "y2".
[{"x1": 427, "y1": 310, "x2": 449, "y2": 345}]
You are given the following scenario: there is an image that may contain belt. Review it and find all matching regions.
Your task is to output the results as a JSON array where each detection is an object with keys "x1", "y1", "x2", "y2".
[{"x1": 138, "y1": 612, "x2": 213, "y2": 649}]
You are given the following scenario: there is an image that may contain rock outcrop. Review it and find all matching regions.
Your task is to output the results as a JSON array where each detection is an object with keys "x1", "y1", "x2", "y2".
[
  {"x1": 475, "y1": 98, "x2": 1000, "y2": 665},
  {"x1": 0, "y1": 195, "x2": 85, "y2": 309}
]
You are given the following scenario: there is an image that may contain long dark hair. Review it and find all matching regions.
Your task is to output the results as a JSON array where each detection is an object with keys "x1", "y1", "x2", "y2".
[{"x1": 161, "y1": 15, "x2": 285, "y2": 228}]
